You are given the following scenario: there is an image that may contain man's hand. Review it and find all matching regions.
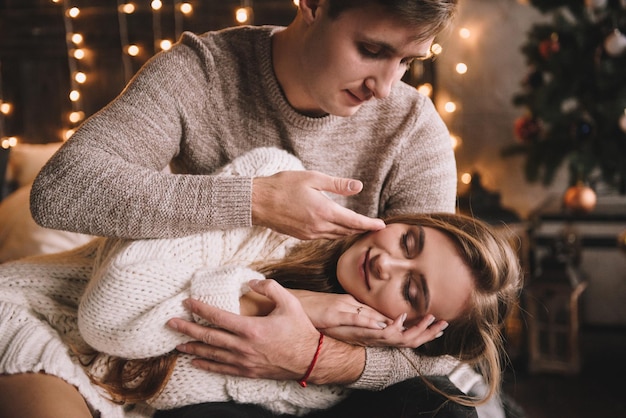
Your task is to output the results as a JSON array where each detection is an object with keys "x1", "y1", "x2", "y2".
[
  {"x1": 252, "y1": 170, "x2": 385, "y2": 240},
  {"x1": 167, "y1": 279, "x2": 365, "y2": 384}
]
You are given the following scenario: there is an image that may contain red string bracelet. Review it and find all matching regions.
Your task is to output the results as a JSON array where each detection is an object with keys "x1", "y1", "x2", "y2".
[{"x1": 298, "y1": 332, "x2": 324, "y2": 388}]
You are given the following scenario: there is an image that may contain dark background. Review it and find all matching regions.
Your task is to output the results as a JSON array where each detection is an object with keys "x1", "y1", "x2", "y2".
[{"x1": 0, "y1": 0, "x2": 435, "y2": 144}]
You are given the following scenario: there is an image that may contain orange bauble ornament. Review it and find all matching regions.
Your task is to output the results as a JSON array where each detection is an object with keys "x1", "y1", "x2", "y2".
[
  {"x1": 618, "y1": 230, "x2": 626, "y2": 256},
  {"x1": 563, "y1": 183, "x2": 597, "y2": 214}
]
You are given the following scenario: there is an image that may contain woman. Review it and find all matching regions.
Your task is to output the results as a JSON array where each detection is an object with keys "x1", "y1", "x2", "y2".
[{"x1": 0, "y1": 148, "x2": 521, "y2": 417}]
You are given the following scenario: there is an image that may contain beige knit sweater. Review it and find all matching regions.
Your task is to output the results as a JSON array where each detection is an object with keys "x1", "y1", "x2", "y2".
[{"x1": 31, "y1": 26, "x2": 457, "y2": 240}]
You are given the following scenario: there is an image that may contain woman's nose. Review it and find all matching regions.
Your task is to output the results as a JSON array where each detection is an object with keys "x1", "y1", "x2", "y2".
[{"x1": 372, "y1": 252, "x2": 403, "y2": 281}]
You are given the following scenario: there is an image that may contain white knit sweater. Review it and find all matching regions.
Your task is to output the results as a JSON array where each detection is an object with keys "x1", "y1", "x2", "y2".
[{"x1": 0, "y1": 148, "x2": 464, "y2": 417}]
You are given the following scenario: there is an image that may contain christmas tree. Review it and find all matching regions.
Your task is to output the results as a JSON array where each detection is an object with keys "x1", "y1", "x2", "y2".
[{"x1": 506, "y1": 0, "x2": 626, "y2": 194}]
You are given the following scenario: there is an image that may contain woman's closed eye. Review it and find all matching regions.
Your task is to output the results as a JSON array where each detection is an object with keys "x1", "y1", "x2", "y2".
[
  {"x1": 403, "y1": 273, "x2": 420, "y2": 311},
  {"x1": 401, "y1": 226, "x2": 423, "y2": 259}
]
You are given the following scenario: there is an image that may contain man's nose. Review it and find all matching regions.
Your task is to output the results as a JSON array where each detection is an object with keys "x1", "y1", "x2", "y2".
[{"x1": 365, "y1": 62, "x2": 403, "y2": 99}]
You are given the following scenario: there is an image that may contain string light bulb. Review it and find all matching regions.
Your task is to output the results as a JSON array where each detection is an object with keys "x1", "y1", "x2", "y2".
[
  {"x1": 461, "y1": 172, "x2": 472, "y2": 185},
  {"x1": 73, "y1": 48, "x2": 85, "y2": 60},
  {"x1": 1, "y1": 136, "x2": 18, "y2": 149},
  {"x1": 179, "y1": 3, "x2": 193, "y2": 14},
  {"x1": 151, "y1": 0, "x2": 163, "y2": 10},
  {"x1": 74, "y1": 71, "x2": 87, "y2": 83},
  {"x1": 63, "y1": 129, "x2": 75, "y2": 141},
  {"x1": 455, "y1": 63, "x2": 468, "y2": 74},
  {"x1": 71, "y1": 33, "x2": 83, "y2": 44},
  {"x1": 126, "y1": 44, "x2": 140, "y2": 56},
  {"x1": 450, "y1": 134, "x2": 462, "y2": 150},
  {"x1": 444, "y1": 101, "x2": 457, "y2": 113},
  {"x1": 68, "y1": 7, "x2": 80, "y2": 18},
  {"x1": 431, "y1": 43, "x2": 443, "y2": 55},
  {"x1": 159, "y1": 39, "x2": 173, "y2": 50},
  {"x1": 120, "y1": 3, "x2": 136, "y2": 14},
  {"x1": 69, "y1": 90, "x2": 80, "y2": 102},
  {"x1": 459, "y1": 28, "x2": 471, "y2": 39},
  {"x1": 69, "y1": 111, "x2": 85, "y2": 124},
  {"x1": 235, "y1": 7, "x2": 253, "y2": 24},
  {"x1": 417, "y1": 83, "x2": 433, "y2": 97},
  {"x1": 0, "y1": 102, "x2": 12, "y2": 115}
]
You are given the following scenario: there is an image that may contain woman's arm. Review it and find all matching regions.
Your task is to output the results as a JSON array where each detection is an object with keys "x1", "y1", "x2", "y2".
[{"x1": 78, "y1": 236, "x2": 263, "y2": 359}]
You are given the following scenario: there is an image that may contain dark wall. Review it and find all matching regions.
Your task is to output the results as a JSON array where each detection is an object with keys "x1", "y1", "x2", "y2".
[
  {"x1": 0, "y1": 0, "x2": 433, "y2": 144},
  {"x1": 0, "y1": 0, "x2": 297, "y2": 143}
]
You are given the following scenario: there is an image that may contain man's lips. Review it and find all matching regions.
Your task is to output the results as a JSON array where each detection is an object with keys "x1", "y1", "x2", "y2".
[{"x1": 346, "y1": 89, "x2": 372, "y2": 104}]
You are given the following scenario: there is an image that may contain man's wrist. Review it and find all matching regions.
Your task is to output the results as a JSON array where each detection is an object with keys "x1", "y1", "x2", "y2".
[{"x1": 307, "y1": 336, "x2": 365, "y2": 385}]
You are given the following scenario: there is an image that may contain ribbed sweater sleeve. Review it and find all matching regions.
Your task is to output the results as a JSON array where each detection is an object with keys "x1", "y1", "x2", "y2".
[{"x1": 350, "y1": 347, "x2": 460, "y2": 391}]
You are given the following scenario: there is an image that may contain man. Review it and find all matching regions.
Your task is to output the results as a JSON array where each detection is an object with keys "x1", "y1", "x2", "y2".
[{"x1": 27, "y1": 1, "x2": 477, "y2": 417}]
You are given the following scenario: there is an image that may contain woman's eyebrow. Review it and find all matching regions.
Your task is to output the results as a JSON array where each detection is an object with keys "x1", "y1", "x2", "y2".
[
  {"x1": 419, "y1": 273, "x2": 430, "y2": 312},
  {"x1": 416, "y1": 225, "x2": 425, "y2": 254},
  {"x1": 417, "y1": 227, "x2": 429, "y2": 311}
]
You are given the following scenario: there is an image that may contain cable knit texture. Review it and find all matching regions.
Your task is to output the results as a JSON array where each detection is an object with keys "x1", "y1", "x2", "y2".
[{"x1": 1, "y1": 148, "x2": 471, "y2": 417}]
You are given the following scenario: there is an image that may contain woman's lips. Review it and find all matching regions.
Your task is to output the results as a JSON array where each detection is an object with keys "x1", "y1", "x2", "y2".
[{"x1": 363, "y1": 249, "x2": 371, "y2": 290}]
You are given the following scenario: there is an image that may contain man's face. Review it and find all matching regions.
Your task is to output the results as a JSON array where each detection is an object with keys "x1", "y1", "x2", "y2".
[{"x1": 294, "y1": 2, "x2": 434, "y2": 117}]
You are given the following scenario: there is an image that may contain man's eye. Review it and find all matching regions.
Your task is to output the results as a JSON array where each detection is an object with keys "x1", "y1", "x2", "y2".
[{"x1": 359, "y1": 44, "x2": 382, "y2": 58}]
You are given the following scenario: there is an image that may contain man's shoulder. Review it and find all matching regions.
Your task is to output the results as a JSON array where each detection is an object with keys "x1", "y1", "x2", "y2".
[
  {"x1": 388, "y1": 81, "x2": 433, "y2": 111},
  {"x1": 357, "y1": 81, "x2": 439, "y2": 126},
  {"x1": 190, "y1": 25, "x2": 277, "y2": 49}
]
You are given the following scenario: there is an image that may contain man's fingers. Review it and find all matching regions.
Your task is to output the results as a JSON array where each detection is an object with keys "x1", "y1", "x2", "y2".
[
  {"x1": 333, "y1": 177, "x2": 363, "y2": 196},
  {"x1": 332, "y1": 208, "x2": 385, "y2": 233}
]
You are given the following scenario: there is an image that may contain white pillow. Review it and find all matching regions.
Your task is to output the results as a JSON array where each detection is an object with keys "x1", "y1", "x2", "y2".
[
  {"x1": 6, "y1": 142, "x2": 63, "y2": 188},
  {"x1": 0, "y1": 185, "x2": 93, "y2": 263}
]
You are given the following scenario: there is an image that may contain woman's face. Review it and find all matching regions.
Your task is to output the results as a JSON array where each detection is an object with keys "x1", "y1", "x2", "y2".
[{"x1": 336, "y1": 223, "x2": 474, "y2": 325}]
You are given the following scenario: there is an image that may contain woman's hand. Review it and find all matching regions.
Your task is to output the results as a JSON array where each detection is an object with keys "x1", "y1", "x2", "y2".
[
  {"x1": 289, "y1": 289, "x2": 391, "y2": 330},
  {"x1": 323, "y1": 314, "x2": 448, "y2": 349},
  {"x1": 290, "y1": 289, "x2": 448, "y2": 349}
]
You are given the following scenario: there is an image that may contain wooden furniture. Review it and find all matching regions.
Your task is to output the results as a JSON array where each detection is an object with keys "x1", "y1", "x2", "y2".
[
  {"x1": 525, "y1": 279, "x2": 587, "y2": 374},
  {"x1": 525, "y1": 198, "x2": 626, "y2": 374}
]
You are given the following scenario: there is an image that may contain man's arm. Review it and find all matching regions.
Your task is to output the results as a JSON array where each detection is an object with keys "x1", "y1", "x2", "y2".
[{"x1": 169, "y1": 279, "x2": 366, "y2": 385}]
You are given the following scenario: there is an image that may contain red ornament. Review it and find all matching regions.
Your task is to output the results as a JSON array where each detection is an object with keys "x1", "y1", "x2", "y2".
[
  {"x1": 563, "y1": 183, "x2": 597, "y2": 214},
  {"x1": 539, "y1": 37, "x2": 560, "y2": 59},
  {"x1": 514, "y1": 115, "x2": 541, "y2": 143}
]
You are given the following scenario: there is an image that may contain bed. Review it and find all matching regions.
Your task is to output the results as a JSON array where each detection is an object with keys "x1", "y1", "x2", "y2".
[{"x1": 0, "y1": 143, "x2": 93, "y2": 263}]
